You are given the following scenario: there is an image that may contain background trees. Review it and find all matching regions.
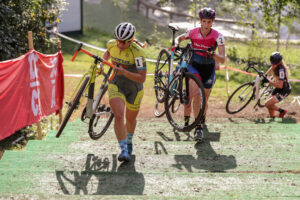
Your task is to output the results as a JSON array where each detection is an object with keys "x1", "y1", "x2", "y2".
[{"x1": 0, "y1": 0, "x2": 67, "y2": 61}]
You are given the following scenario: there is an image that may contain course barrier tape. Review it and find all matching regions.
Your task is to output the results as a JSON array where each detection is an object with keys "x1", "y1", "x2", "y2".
[
  {"x1": 220, "y1": 66, "x2": 300, "y2": 82},
  {"x1": 55, "y1": 32, "x2": 300, "y2": 83},
  {"x1": 55, "y1": 32, "x2": 158, "y2": 63}
]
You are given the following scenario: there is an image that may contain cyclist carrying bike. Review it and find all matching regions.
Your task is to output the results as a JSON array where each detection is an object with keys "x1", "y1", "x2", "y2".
[
  {"x1": 263, "y1": 52, "x2": 291, "y2": 118},
  {"x1": 100, "y1": 22, "x2": 147, "y2": 162},
  {"x1": 175, "y1": 7, "x2": 226, "y2": 141}
]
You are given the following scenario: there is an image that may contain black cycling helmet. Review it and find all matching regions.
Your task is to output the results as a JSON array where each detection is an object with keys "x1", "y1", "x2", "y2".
[
  {"x1": 114, "y1": 22, "x2": 135, "y2": 41},
  {"x1": 198, "y1": 7, "x2": 216, "y2": 20},
  {"x1": 270, "y1": 52, "x2": 282, "y2": 65}
]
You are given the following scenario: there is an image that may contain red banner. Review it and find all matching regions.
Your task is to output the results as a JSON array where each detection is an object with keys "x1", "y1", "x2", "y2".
[{"x1": 0, "y1": 50, "x2": 64, "y2": 140}]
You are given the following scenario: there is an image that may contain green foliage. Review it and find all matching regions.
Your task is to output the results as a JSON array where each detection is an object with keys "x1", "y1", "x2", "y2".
[{"x1": 0, "y1": 0, "x2": 67, "y2": 61}]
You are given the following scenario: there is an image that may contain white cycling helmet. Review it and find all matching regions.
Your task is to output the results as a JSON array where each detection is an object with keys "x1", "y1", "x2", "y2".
[{"x1": 114, "y1": 22, "x2": 135, "y2": 41}]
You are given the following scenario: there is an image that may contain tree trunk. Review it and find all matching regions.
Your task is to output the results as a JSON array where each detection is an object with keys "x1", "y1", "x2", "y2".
[{"x1": 276, "y1": 3, "x2": 282, "y2": 51}]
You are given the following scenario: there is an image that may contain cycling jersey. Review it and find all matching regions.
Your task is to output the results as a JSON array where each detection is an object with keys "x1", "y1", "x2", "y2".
[
  {"x1": 184, "y1": 28, "x2": 224, "y2": 89},
  {"x1": 272, "y1": 64, "x2": 291, "y2": 102},
  {"x1": 107, "y1": 39, "x2": 147, "y2": 110},
  {"x1": 184, "y1": 27, "x2": 225, "y2": 58}
]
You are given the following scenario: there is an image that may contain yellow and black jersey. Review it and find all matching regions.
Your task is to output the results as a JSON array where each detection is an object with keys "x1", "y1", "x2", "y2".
[
  {"x1": 107, "y1": 39, "x2": 146, "y2": 73},
  {"x1": 106, "y1": 39, "x2": 147, "y2": 109}
]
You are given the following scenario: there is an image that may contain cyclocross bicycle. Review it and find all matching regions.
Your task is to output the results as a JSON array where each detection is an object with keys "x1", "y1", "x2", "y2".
[
  {"x1": 154, "y1": 24, "x2": 215, "y2": 132},
  {"x1": 226, "y1": 65, "x2": 273, "y2": 114},
  {"x1": 56, "y1": 43, "x2": 114, "y2": 139}
]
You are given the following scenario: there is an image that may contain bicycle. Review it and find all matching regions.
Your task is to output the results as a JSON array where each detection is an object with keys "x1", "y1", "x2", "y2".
[
  {"x1": 226, "y1": 65, "x2": 273, "y2": 114},
  {"x1": 56, "y1": 43, "x2": 114, "y2": 139},
  {"x1": 154, "y1": 24, "x2": 182, "y2": 117},
  {"x1": 154, "y1": 24, "x2": 214, "y2": 132}
]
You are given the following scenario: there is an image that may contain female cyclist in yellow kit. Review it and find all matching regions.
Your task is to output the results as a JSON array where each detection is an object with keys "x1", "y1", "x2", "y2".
[{"x1": 100, "y1": 22, "x2": 147, "y2": 162}]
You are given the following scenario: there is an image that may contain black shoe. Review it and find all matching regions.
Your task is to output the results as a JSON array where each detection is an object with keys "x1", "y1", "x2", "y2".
[{"x1": 194, "y1": 126, "x2": 204, "y2": 141}]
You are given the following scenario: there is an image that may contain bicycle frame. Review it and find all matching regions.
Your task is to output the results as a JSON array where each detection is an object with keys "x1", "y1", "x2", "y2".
[{"x1": 71, "y1": 43, "x2": 115, "y2": 119}]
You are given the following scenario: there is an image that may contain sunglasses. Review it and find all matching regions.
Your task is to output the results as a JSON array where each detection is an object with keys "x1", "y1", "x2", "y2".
[{"x1": 116, "y1": 39, "x2": 132, "y2": 44}]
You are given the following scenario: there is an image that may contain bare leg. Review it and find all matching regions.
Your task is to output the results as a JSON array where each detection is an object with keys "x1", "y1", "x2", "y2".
[
  {"x1": 126, "y1": 108, "x2": 140, "y2": 134},
  {"x1": 109, "y1": 97, "x2": 126, "y2": 141},
  {"x1": 265, "y1": 96, "x2": 278, "y2": 117}
]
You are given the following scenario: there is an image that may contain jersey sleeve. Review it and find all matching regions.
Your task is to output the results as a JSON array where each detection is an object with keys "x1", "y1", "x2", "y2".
[
  {"x1": 132, "y1": 44, "x2": 147, "y2": 71},
  {"x1": 216, "y1": 33, "x2": 225, "y2": 46},
  {"x1": 278, "y1": 68, "x2": 286, "y2": 80},
  {"x1": 107, "y1": 39, "x2": 116, "y2": 51},
  {"x1": 184, "y1": 30, "x2": 191, "y2": 39}
]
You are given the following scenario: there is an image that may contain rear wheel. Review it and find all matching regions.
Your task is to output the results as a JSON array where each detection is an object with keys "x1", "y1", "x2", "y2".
[
  {"x1": 88, "y1": 85, "x2": 114, "y2": 140},
  {"x1": 226, "y1": 82, "x2": 255, "y2": 114},
  {"x1": 165, "y1": 72, "x2": 205, "y2": 132},
  {"x1": 56, "y1": 76, "x2": 90, "y2": 138}
]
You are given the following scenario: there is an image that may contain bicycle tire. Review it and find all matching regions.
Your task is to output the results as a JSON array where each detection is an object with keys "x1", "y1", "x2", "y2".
[
  {"x1": 88, "y1": 85, "x2": 114, "y2": 140},
  {"x1": 56, "y1": 76, "x2": 90, "y2": 138},
  {"x1": 165, "y1": 72, "x2": 206, "y2": 132},
  {"x1": 154, "y1": 94, "x2": 179, "y2": 117},
  {"x1": 154, "y1": 49, "x2": 170, "y2": 103},
  {"x1": 154, "y1": 100, "x2": 166, "y2": 117},
  {"x1": 226, "y1": 82, "x2": 255, "y2": 114}
]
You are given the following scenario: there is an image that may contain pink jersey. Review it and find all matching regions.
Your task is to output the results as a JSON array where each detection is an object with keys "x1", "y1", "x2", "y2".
[{"x1": 184, "y1": 27, "x2": 225, "y2": 57}]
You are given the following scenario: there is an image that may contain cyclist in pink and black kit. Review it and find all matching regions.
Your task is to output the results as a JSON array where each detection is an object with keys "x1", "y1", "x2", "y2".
[{"x1": 175, "y1": 7, "x2": 226, "y2": 141}]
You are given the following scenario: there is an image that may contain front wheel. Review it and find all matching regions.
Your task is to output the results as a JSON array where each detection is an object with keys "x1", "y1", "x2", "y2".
[
  {"x1": 165, "y1": 72, "x2": 206, "y2": 132},
  {"x1": 56, "y1": 76, "x2": 90, "y2": 138},
  {"x1": 88, "y1": 85, "x2": 114, "y2": 140},
  {"x1": 226, "y1": 82, "x2": 255, "y2": 114}
]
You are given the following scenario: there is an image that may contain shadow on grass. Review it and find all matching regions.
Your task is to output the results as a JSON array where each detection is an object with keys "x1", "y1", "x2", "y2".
[
  {"x1": 248, "y1": 118, "x2": 297, "y2": 124},
  {"x1": 56, "y1": 154, "x2": 144, "y2": 195},
  {"x1": 156, "y1": 127, "x2": 237, "y2": 172}
]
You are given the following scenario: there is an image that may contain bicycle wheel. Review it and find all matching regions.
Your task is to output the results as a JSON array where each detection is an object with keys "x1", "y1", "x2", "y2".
[
  {"x1": 88, "y1": 85, "x2": 114, "y2": 140},
  {"x1": 154, "y1": 100, "x2": 166, "y2": 117},
  {"x1": 257, "y1": 84, "x2": 272, "y2": 108},
  {"x1": 226, "y1": 82, "x2": 255, "y2": 114},
  {"x1": 56, "y1": 76, "x2": 90, "y2": 138},
  {"x1": 154, "y1": 49, "x2": 170, "y2": 103},
  {"x1": 165, "y1": 72, "x2": 206, "y2": 132}
]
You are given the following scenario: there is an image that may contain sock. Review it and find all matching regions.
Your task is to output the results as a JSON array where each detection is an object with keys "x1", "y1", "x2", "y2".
[
  {"x1": 184, "y1": 116, "x2": 190, "y2": 126},
  {"x1": 278, "y1": 108, "x2": 284, "y2": 113},
  {"x1": 118, "y1": 139, "x2": 128, "y2": 152},
  {"x1": 127, "y1": 133, "x2": 134, "y2": 144}
]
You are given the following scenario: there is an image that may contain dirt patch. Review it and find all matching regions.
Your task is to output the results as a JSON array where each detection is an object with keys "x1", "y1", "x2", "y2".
[{"x1": 138, "y1": 99, "x2": 300, "y2": 122}]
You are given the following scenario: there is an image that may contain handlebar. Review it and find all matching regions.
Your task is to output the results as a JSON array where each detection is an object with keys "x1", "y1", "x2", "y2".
[
  {"x1": 172, "y1": 44, "x2": 215, "y2": 60},
  {"x1": 72, "y1": 43, "x2": 116, "y2": 81},
  {"x1": 246, "y1": 65, "x2": 265, "y2": 77},
  {"x1": 72, "y1": 43, "x2": 114, "y2": 69}
]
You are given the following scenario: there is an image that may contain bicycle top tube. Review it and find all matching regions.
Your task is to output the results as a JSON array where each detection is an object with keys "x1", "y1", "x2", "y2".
[{"x1": 71, "y1": 43, "x2": 117, "y2": 81}]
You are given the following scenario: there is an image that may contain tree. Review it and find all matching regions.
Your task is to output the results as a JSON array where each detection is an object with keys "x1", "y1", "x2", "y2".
[
  {"x1": 225, "y1": 0, "x2": 300, "y2": 51},
  {"x1": 259, "y1": 0, "x2": 300, "y2": 51},
  {"x1": 0, "y1": 0, "x2": 67, "y2": 61}
]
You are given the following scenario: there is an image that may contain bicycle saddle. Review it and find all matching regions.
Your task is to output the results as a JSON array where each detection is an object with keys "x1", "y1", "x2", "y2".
[{"x1": 168, "y1": 24, "x2": 179, "y2": 32}]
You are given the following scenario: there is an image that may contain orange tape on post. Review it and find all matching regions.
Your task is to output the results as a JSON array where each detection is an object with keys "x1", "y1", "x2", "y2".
[{"x1": 220, "y1": 66, "x2": 257, "y2": 76}]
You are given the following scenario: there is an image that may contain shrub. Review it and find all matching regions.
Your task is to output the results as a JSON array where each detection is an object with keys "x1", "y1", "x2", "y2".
[{"x1": 0, "y1": 0, "x2": 67, "y2": 61}]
